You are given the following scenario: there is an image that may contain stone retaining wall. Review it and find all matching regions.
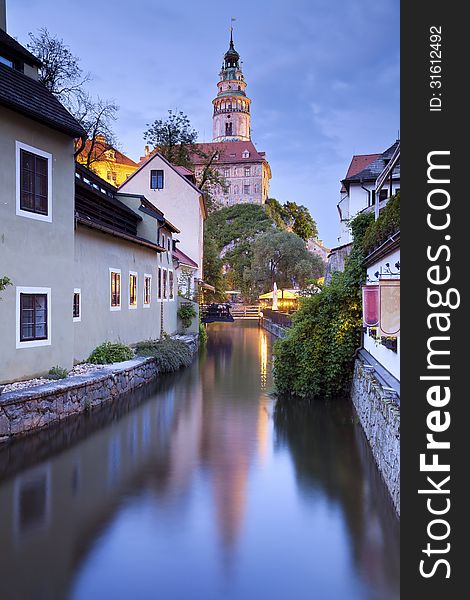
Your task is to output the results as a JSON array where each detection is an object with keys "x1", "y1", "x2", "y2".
[
  {"x1": 259, "y1": 317, "x2": 289, "y2": 339},
  {"x1": 0, "y1": 335, "x2": 198, "y2": 444},
  {"x1": 351, "y1": 357, "x2": 400, "y2": 515}
]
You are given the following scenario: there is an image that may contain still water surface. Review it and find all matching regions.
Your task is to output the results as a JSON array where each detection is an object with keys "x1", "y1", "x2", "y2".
[{"x1": 0, "y1": 322, "x2": 399, "y2": 600}]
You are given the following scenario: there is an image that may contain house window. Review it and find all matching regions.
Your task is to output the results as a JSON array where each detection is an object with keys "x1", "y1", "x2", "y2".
[
  {"x1": 243, "y1": 184, "x2": 250, "y2": 195},
  {"x1": 234, "y1": 185, "x2": 239, "y2": 194},
  {"x1": 224, "y1": 167, "x2": 230, "y2": 177},
  {"x1": 129, "y1": 272, "x2": 137, "y2": 308},
  {"x1": 15, "y1": 287, "x2": 51, "y2": 348},
  {"x1": 73, "y1": 289, "x2": 81, "y2": 322},
  {"x1": 242, "y1": 150, "x2": 250, "y2": 158},
  {"x1": 244, "y1": 166, "x2": 251, "y2": 177},
  {"x1": 157, "y1": 267, "x2": 162, "y2": 300},
  {"x1": 254, "y1": 183, "x2": 260, "y2": 194},
  {"x1": 163, "y1": 269, "x2": 168, "y2": 300},
  {"x1": 379, "y1": 189, "x2": 388, "y2": 202},
  {"x1": 110, "y1": 269, "x2": 121, "y2": 310},
  {"x1": 161, "y1": 234, "x2": 165, "y2": 249},
  {"x1": 150, "y1": 169, "x2": 164, "y2": 190},
  {"x1": 169, "y1": 271, "x2": 174, "y2": 300},
  {"x1": 16, "y1": 142, "x2": 52, "y2": 222},
  {"x1": 143, "y1": 275, "x2": 152, "y2": 307},
  {"x1": 19, "y1": 293, "x2": 47, "y2": 342},
  {"x1": 167, "y1": 238, "x2": 171, "y2": 252}
]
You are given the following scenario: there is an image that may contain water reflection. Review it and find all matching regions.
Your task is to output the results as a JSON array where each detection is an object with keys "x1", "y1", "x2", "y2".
[{"x1": 0, "y1": 322, "x2": 399, "y2": 600}]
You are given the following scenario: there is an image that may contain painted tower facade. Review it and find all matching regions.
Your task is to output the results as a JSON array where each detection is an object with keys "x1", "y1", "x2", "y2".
[{"x1": 212, "y1": 32, "x2": 251, "y2": 142}]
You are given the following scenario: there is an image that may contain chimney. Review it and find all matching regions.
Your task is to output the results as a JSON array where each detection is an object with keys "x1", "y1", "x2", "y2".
[
  {"x1": 145, "y1": 145, "x2": 150, "y2": 157},
  {"x1": 0, "y1": 0, "x2": 7, "y2": 32}
]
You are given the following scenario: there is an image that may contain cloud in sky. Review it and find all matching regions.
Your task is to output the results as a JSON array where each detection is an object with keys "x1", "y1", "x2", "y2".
[{"x1": 8, "y1": 0, "x2": 399, "y2": 246}]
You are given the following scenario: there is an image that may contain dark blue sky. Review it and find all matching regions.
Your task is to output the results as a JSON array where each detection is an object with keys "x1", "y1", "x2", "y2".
[{"x1": 8, "y1": 0, "x2": 399, "y2": 246}]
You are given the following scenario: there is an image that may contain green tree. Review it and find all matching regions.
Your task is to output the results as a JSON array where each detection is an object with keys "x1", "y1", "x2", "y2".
[
  {"x1": 247, "y1": 230, "x2": 324, "y2": 295},
  {"x1": 273, "y1": 211, "x2": 374, "y2": 400},
  {"x1": 143, "y1": 110, "x2": 198, "y2": 169},
  {"x1": 0, "y1": 276, "x2": 12, "y2": 300},
  {"x1": 265, "y1": 198, "x2": 318, "y2": 240},
  {"x1": 202, "y1": 236, "x2": 225, "y2": 301}
]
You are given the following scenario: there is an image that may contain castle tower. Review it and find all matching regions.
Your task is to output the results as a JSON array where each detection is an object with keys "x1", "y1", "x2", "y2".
[{"x1": 212, "y1": 30, "x2": 251, "y2": 142}]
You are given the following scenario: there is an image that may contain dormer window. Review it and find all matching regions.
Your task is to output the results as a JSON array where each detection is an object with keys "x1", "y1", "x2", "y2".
[
  {"x1": 0, "y1": 55, "x2": 14, "y2": 68},
  {"x1": 242, "y1": 150, "x2": 250, "y2": 158}
]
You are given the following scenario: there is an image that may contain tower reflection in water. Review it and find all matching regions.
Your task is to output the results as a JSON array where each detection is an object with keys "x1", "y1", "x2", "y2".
[{"x1": 0, "y1": 322, "x2": 398, "y2": 600}]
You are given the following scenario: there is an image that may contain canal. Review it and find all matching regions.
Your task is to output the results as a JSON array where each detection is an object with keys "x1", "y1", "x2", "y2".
[{"x1": 0, "y1": 322, "x2": 399, "y2": 600}]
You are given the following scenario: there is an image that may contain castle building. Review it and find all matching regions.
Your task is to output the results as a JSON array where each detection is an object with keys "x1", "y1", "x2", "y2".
[
  {"x1": 76, "y1": 135, "x2": 138, "y2": 187},
  {"x1": 190, "y1": 31, "x2": 271, "y2": 207}
]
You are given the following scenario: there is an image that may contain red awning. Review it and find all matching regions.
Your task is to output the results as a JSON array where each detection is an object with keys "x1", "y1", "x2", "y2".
[{"x1": 362, "y1": 285, "x2": 379, "y2": 327}]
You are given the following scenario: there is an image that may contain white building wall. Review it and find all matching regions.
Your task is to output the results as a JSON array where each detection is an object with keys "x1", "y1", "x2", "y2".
[
  {"x1": 363, "y1": 247, "x2": 400, "y2": 381},
  {"x1": 119, "y1": 156, "x2": 204, "y2": 280}
]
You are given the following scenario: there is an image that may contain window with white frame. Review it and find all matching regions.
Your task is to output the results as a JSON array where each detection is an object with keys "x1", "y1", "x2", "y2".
[
  {"x1": 244, "y1": 166, "x2": 251, "y2": 177},
  {"x1": 110, "y1": 269, "x2": 121, "y2": 310},
  {"x1": 143, "y1": 274, "x2": 152, "y2": 307},
  {"x1": 16, "y1": 287, "x2": 51, "y2": 348},
  {"x1": 129, "y1": 272, "x2": 137, "y2": 308},
  {"x1": 73, "y1": 288, "x2": 81, "y2": 322},
  {"x1": 16, "y1": 141, "x2": 52, "y2": 222}
]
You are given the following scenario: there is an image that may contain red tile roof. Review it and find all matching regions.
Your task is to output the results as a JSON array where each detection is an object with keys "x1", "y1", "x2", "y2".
[
  {"x1": 173, "y1": 247, "x2": 198, "y2": 269},
  {"x1": 78, "y1": 139, "x2": 138, "y2": 167},
  {"x1": 190, "y1": 140, "x2": 267, "y2": 165},
  {"x1": 340, "y1": 153, "x2": 380, "y2": 192}
]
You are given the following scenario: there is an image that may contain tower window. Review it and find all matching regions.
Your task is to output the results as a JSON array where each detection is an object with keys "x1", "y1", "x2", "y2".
[{"x1": 225, "y1": 122, "x2": 233, "y2": 136}]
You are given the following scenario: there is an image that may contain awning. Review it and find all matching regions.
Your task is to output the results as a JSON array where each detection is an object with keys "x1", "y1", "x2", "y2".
[
  {"x1": 258, "y1": 289, "x2": 299, "y2": 300},
  {"x1": 198, "y1": 280, "x2": 215, "y2": 292},
  {"x1": 379, "y1": 279, "x2": 400, "y2": 336},
  {"x1": 362, "y1": 285, "x2": 379, "y2": 327}
]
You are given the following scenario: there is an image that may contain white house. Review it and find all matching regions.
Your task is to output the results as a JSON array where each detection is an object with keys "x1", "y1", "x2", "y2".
[
  {"x1": 119, "y1": 153, "x2": 206, "y2": 299},
  {"x1": 337, "y1": 141, "x2": 400, "y2": 245}
]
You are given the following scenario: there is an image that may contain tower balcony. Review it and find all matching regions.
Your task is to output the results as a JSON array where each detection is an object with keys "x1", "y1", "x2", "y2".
[{"x1": 213, "y1": 106, "x2": 250, "y2": 115}]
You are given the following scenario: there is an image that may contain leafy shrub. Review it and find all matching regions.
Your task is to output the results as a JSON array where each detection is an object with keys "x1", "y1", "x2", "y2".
[
  {"x1": 48, "y1": 365, "x2": 68, "y2": 380},
  {"x1": 362, "y1": 192, "x2": 400, "y2": 255},
  {"x1": 273, "y1": 212, "x2": 373, "y2": 400},
  {"x1": 88, "y1": 341, "x2": 134, "y2": 364},
  {"x1": 199, "y1": 321, "x2": 208, "y2": 345},
  {"x1": 135, "y1": 338, "x2": 193, "y2": 372},
  {"x1": 177, "y1": 303, "x2": 197, "y2": 329}
]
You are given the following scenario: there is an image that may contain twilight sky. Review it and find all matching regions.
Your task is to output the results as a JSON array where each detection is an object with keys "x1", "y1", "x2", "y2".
[{"x1": 8, "y1": 0, "x2": 399, "y2": 247}]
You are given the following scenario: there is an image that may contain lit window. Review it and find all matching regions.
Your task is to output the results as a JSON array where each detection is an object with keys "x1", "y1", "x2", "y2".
[
  {"x1": 169, "y1": 271, "x2": 174, "y2": 300},
  {"x1": 73, "y1": 289, "x2": 81, "y2": 322},
  {"x1": 143, "y1": 275, "x2": 152, "y2": 307},
  {"x1": 163, "y1": 269, "x2": 168, "y2": 300},
  {"x1": 150, "y1": 169, "x2": 164, "y2": 190},
  {"x1": 129, "y1": 272, "x2": 137, "y2": 308},
  {"x1": 244, "y1": 166, "x2": 251, "y2": 177},
  {"x1": 224, "y1": 167, "x2": 230, "y2": 177},
  {"x1": 110, "y1": 269, "x2": 121, "y2": 310}
]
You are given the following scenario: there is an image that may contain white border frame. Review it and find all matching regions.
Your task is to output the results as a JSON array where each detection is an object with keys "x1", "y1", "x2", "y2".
[
  {"x1": 143, "y1": 274, "x2": 152, "y2": 308},
  {"x1": 16, "y1": 286, "x2": 51, "y2": 348},
  {"x1": 73, "y1": 288, "x2": 81, "y2": 322},
  {"x1": 16, "y1": 141, "x2": 53, "y2": 223},
  {"x1": 109, "y1": 268, "x2": 121, "y2": 311},
  {"x1": 129, "y1": 271, "x2": 138, "y2": 309}
]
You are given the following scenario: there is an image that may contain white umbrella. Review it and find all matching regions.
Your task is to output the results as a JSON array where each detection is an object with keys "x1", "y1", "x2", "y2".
[{"x1": 272, "y1": 282, "x2": 278, "y2": 311}]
